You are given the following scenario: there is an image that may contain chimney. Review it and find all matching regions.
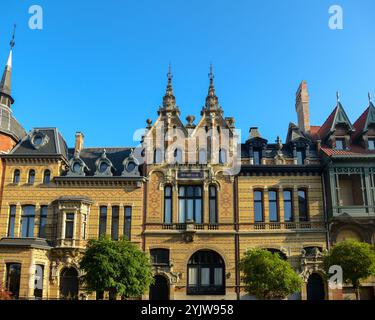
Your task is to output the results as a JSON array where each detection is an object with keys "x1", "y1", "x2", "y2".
[
  {"x1": 295, "y1": 80, "x2": 310, "y2": 132},
  {"x1": 249, "y1": 127, "x2": 261, "y2": 139},
  {"x1": 75, "y1": 132, "x2": 84, "y2": 153}
]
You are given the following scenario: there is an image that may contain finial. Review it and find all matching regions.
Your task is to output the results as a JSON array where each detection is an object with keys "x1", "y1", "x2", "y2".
[
  {"x1": 368, "y1": 92, "x2": 372, "y2": 104},
  {"x1": 208, "y1": 64, "x2": 214, "y2": 84},
  {"x1": 10, "y1": 24, "x2": 16, "y2": 49},
  {"x1": 336, "y1": 91, "x2": 340, "y2": 103},
  {"x1": 167, "y1": 63, "x2": 173, "y2": 83}
]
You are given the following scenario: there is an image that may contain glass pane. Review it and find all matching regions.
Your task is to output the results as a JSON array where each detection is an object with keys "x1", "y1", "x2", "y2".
[
  {"x1": 283, "y1": 191, "x2": 291, "y2": 201},
  {"x1": 165, "y1": 186, "x2": 171, "y2": 197},
  {"x1": 209, "y1": 199, "x2": 217, "y2": 224},
  {"x1": 209, "y1": 186, "x2": 216, "y2": 197},
  {"x1": 201, "y1": 268, "x2": 210, "y2": 286},
  {"x1": 164, "y1": 199, "x2": 172, "y2": 224},
  {"x1": 179, "y1": 186, "x2": 185, "y2": 197},
  {"x1": 195, "y1": 200, "x2": 202, "y2": 223},
  {"x1": 254, "y1": 202, "x2": 263, "y2": 222},
  {"x1": 214, "y1": 268, "x2": 223, "y2": 286},
  {"x1": 253, "y1": 150, "x2": 260, "y2": 165},
  {"x1": 195, "y1": 186, "x2": 202, "y2": 197},
  {"x1": 336, "y1": 139, "x2": 344, "y2": 150},
  {"x1": 269, "y1": 191, "x2": 277, "y2": 201},
  {"x1": 269, "y1": 202, "x2": 278, "y2": 222},
  {"x1": 254, "y1": 191, "x2": 262, "y2": 201},
  {"x1": 187, "y1": 199, "x2": 194, "y2": 221},
  {"x1": 34, "y1": 265, "x2": 44, "y2": 299},
  {"x1": 188, "y1": 267, "x2": 197, "y2": 286},
  {"x1": 178, "y1": 199, "x2": 185, "y2": 222},
  {"x1": 284, "y1": 202, "x2": 293, "y2": 221},
  {"x1": 65, "y1": 221, "x2": 74, "y2": 239},
  {"x1": 369, "y1": 139, "x2": 375, "y2": 150},
  {"x1": 187, "y1": 186, "x2": 194, "y2": 197}
]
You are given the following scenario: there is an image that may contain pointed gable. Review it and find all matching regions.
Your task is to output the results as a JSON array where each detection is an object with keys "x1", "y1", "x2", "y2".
[{"x1": 353, "y1": 102, "x2": 375, "y2": 140}]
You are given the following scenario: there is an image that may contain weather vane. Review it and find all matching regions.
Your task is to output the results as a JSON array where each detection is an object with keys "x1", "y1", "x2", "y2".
[{"x1": 10, "y1": 24, "x2": 16, "y2": 49}]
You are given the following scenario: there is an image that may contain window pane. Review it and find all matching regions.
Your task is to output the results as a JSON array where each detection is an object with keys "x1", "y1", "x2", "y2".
[
  {"x1": 254, "y1": 202, "x2": 263, "y2": 222},
  {"x1": 21, "y1": 206, "x2": 35, "y2": 238},
  {"x1": 200, "y1": 268, "x2": 210, "y2": 286},
  {"x1": 6, "y1": 264, "x2": 21, "y2": 299},
  {"x1": 164, "y1": 199, "x2": 172, "y2": 224},
  {"x1": 209, "y1": 199, "x2": 217, "y2": 224},
  {"x1": 124, "y1": 206, "x2": 132, "y2": 240},
  {"x1": 297, "y1": 150, "x2": 305, "y2": 165},
  {"x1": 195, "y1": 199, "x2": 202, "y2": 223},
  {"x1": 111, "y1": 206, "x2": 119, "y2": 240},
  {"x1": 13, "y1": 170, "x2": 20, "y2": 184},
  {"x1": 188, "y1": 267, "x2": 197, "y2": 286},
  {"x1": 269, "y1": 191, "x2": 277, "y2": 201},
  {"x1": 43, "y1": 170, "x2": 51, "y2": 184},
  {"x1": 336, "y1": 139, "x2": 345, "y2": 150},
  {"x1": 214, "y1": 268, "x2": 223, "y2": 286},
  {"x1": 99, "y1": 206, "x2": 107, "y2": 237},
  {"x1": 165, "y1": 186, "x2": 171, "y2": 197},
  {"x1": 39, "y1": 206, "x2": 48, "y2": 238},
  {"x1": 369, "y1": 139, "x2": 375, "y2": 150},
  {"x1": 34, "y1": 265, "x2": 44, "y2": 299},
  {"x1": 269, "y1": 202, "x2": 278, "y2": 222},
  {"x1": 28, "y1": 170, "x2": 35, "y2": 184},
  {"x1": 298, "y1": 190, "x2": 308, "y2": 221},
  {"x1": 253, "y1": 150, "x2": 261, "y2": 165},
  {"x1": 254, "y1": 191, "x2": 262, "y2": 201},
  {"x1": 8, "y1": 206, "x2": 16, "y2": 237},
  {"x1": 187, "y1": 199, "x2": 194, "y2": 221},
  {"x1": 65, "y1": 213, "x2": 74, "y2": 239},
  {"x1": 178, "y1": 199, "x2": 185, "y2": 222}
]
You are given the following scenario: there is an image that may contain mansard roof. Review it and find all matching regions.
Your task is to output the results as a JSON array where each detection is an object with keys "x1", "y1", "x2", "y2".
[
  {"x1": 10, "y1": 128, "x2": 68, "y2": 158},
  {"x1": 65, "y1": 147, "x2": 141, "y2": 177}
]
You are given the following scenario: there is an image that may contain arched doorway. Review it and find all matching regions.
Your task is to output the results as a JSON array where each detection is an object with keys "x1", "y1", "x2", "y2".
[
  {"x1": 60, "y1": 267, "x2": 79, "y2": 300},
  {"x1": 187, "y1": 250, "x2": 225, "y2": 295},
  {"x1": 149, "y1": 275, "x2": 169, "y2": 300},
  {"x1": 307, "y1": 273, "x2": 325, "y2": 300}
]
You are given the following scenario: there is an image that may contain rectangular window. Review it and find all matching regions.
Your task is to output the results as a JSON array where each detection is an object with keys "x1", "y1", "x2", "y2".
[
  {"x1": 82, "y1": 214, "x2": 87, "y2": 240},
  {"x1": 6, "y1": 263, "x2": 21, "y2": 299},
  {"x1": 188, "y1": 267, "x2": 198, "y2": 286},
  {"x1": 65, "y1": 213, "x2": 74, "y2": 239},
  {"x1": 178, "y1": 186, "x2": 203, "y2": 223},
  {"x1": 283, "y1": 190, "x2": 293, "y2": 222},
  {"x1": 34, "y1": 265, "x2": 44, "y2": 299},
  {"x1": 269, "y1": 190, "x2": 279, "y2": 222},
  {"x1": 21, "y1": 205, "x2": 35, "y2": 238},
  {"x1": 111, "y1": 206, "x2": 119, "y2": 240},
  {"x1": 253, "y1": 149, "x2": 261, "y2": 165},
  {"x1": 335, "y1": 138, "x2": 345, "y2": 150},
  {"x1": 369, "y1": 139, "x2": 375, "y2": 150},
  {"x1": 298, "y1": 190, "x2": 309, "y2": 222},
  {"x1": 209, "y1": 186, "x2": 218, "y2": 224},
  {"x1": 254, "y1": 191, "x2": 264, "y2": 222},
  {"x1": 124, "y1": 206, "x2": 132, "y2": 240},
  {"x1": 337, "y1": 174, "x2": 364, "y2": 206},
  {"x1": 164, "y1": 186, "x2": 172, "y2": 224},
  {"x1": 99, "y1": 206, "x2": 107, "y2": 237},
  {"x1": 200, "y1": 268, "x2": 210, "y2": 286},
  {"x1": 38, "y1": 206, "x2": 48, "y2": 238},
  {"x1": 214, "y1": 268, "x2": 223, "y2": 286},
  {"x1": 7, "y1": 205, "x2": 16, "y2": 237},
  {"x1": 150, "y1": 249, "x2": 170, "y2": 265},
  {"x1": 296, "y1": 149, "x2": 305, "y2": 165}
]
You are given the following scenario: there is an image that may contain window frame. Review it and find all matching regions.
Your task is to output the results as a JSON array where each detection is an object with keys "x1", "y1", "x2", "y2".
[
  {"x1": 253, "y1": 190, "x2": 264, "y2": 223},
  {"x1": 283, "y1": 190, "x2": 294, "y2": 222},
  {"x1": 38, "y1": 206, "x2": 48, "y2": 238},
  {"x1": 298, "y1": 189, "x2": 309, "y2": 222},
  {"x1": 28, "y1": 169, "x2": 36, "y2": 184},
  {"x1": 150, "y1": 248, "x2": 170, "y2": 265},
  {"x1": 335, "y1": 138, "x2": 345, "y2": 150},
  {"x1": 6, "y1": 263, "x2": 21, "y2": 299},
  {"x1": 164, "y1": 186, "x2": 173, "y2": 224},
  {"x1": 124, "y1": 206, "x2": 132, "y2": 240},
  {"x1": 43, "y1": 169, "x2": 51, "y2": 184},
  {"x1": 13, "y1": 169, "x2": 20, "y2": 184},
  {"x1": 178, "y1": 185, "x2": 203, "y2": 224},
  {"x1": 7, "y1": 205, "x2": 16, "y2": 237},
  {"x1": 65, "y1": 213, "x2": 75, "y2": 239},
  {"x1": 209, "y1": 185, "x2": 218, "y2": 224},
  {"x1": 111, "y1": 206, "x2": 120, "y2": 240},
  {"x1": 98, "y1": 206, "x2": 107, "y2": 238},
  {"x1": 268, "y1": 190, "x2": 279, "y2": 222},
  {"x1": 21, "y1": 205, "x2": 35, "y2": 238}
]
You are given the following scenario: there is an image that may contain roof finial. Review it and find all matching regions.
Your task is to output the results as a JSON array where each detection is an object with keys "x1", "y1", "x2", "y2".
[
  {"x1": 167, "y1": 62, "x2": 173, "y2": 84},
  {"x1": 368, "y1": 92, "x2": 372, "y2": 104},
  {"x1": 336, "y1": 91, "x2": 340, "y2": 103},
  {"x1": 208, "y1": 63, "x2": 214, "y2": 85},
  {"x1": 10, "y1": 24, "x2": 16, "y2": 49}
]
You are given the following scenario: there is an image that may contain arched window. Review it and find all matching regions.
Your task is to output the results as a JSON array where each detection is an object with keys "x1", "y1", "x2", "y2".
[
  {"x1": 174, "y1": 148, "x2": 183, "y2": 164},
  {"x1": 28, "y1": 170, "x2": 35, "y2": 184},
  {"x1": 164, "y1": 186, "x2": 173, "y2": 224},
  {"x1": 219, "y1": 148, "x2": 227, "y2": 164},
  {"x1": 13, "y1": 170, "x2": 20, "y2": 184},
  {"x1": 43, "y1": 170, "x2": 51, "y2": 184},
  {"x1": 154, "y1": 148, "x2": 162, "y2": 164},
  {"x1": 209, "y1": 186, "x2": 218, "y2": 224},
  {"x1": 187, "y1": 250, "x2": 225, "y2": 295},
  {"x1": 198, "y1": 149, "x2": 207, "y2": 164}
]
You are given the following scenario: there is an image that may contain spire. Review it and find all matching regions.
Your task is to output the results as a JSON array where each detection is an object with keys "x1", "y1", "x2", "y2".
[
  {"x1": 162, "y1": 63, "x2": 177, "y2": 111},
  {"x1": 0, "y1": 25, "x2": 16, "y2": 107},
  {"x1": 204, "y1": 64, "x2": 220, "y2": 111}
]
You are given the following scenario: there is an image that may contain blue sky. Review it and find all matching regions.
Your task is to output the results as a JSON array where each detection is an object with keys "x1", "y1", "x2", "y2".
[{"x1": 1, "y1": 0, "x2": 375, "y2": 147}]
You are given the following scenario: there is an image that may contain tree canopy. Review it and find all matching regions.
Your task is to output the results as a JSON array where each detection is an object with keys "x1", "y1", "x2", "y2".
[
  {"x1": 80, "y1": 237, "x2": 154, "y2": 299},
  {"x1": 239, "y1": 248, "x2": 302, "y2": 300},
  {"x1": 323, "y1": 240, "x2": 375, "y2": 299}
]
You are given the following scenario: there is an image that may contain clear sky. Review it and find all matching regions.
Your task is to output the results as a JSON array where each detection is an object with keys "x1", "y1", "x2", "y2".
[{"x1": 1, "y1": 0, "x2": 375, "y2": 147}]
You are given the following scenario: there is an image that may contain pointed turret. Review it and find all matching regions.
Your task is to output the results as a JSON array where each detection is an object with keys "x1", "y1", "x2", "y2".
[
  {"x1": 204, "y1": 64, "x2": 221, "y2": 112},
  {"x1": 0, "y1": 26, "x2": 15, "y2": 108},
  {"x1": 161, "y1": 64, "x2": 178, "y2": 112}
]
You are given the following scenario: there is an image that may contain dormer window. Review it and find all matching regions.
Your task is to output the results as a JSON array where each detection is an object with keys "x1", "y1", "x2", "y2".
[
  {"x1": 368, "y1": 139, "x2": 375, "y2": 150},
  {"x1": 296, "y1": 149, "x2": 306, "y2": 165},
  {"x1": 73, "y1": 162, "x2": 82, "y2": 173},
  {"x1": 30, "y1": 131, "x2": 49, "y2": 149},
  {"x1": 99, "y1": 162, "x2": 109, "y2": 173},
  {"x1": 126, "y1": 161, "x2": 136, "y2": 172},
  {"x1": 335, "y1": 138, "x2": 345, "y2": 150},
  {"x1": 253, "y1": 149, "x2": 261, "y2": 165}
]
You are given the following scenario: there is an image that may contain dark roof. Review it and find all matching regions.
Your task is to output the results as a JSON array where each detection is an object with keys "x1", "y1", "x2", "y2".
[
  {"x1": 353, "y1": 103, "x2": 375, "y2": 140},
  {"x1": 0, "y1": 237, "x2": 52, "y2": 250},
  {"x1": 10, "y1": 128, "x2": 68, "y2": 158},
  {"x1": 321, "y1": 145, "x2": 375, "y2": 157},
  {"x1": 66, "y1": 147, "x2": 135, "y2": 177}
]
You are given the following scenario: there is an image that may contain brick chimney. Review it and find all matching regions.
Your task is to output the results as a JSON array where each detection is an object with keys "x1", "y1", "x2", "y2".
[
  {"x1": 295, "y1": 80, "x2": 310, "y2": 132},
  {"x1": 75, "y1": 132, "x2": 84, "y2": 153}
]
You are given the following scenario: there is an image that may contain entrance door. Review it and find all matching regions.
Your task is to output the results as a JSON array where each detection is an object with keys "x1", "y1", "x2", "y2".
[
  {"x1": 149, "y1": 275, "x2": 169, "y2": 300},
  {"x1": 60, "y1": 268, "x2": 79, "y2": 300},
  {"x1": 307, "y1": 273, "x2": 325, "y2": 300}
]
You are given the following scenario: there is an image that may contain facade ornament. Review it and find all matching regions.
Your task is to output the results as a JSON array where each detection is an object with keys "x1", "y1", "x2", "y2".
[{"x1": 94, "y1": 149, "x2": 114, "y2": 176}]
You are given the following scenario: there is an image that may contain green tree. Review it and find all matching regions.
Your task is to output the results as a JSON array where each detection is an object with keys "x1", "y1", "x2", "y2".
[
  {"x1": 80, "y1": 237, "x2": 154, "y2": 300},
  {"x1": 323, "y1": 240, "x2": 375, "y2": 300},
  {"x1": 239, "y1": 248, "x2": 302, "y2": 300}
]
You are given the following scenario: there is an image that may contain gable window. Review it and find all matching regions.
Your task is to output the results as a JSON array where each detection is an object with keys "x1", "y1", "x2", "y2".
[
  {"x1": 38, "y1": 206, "x2": 48, "y2": 238},
  {"x1": 174, "y1": 148, "x2": 183, "y2": 164},
  {"x1": 253, "y1": 149, "x2": 262, "y2": 165},
  {"x1": 6, "y1": 263, "x2": 21, "y2": 299},
  {"x1": 28, "y1": 170, "x2": 35, "y2": 184},
  {"x1": 124, "y1": 206, "x2": 132, "y2": 240},
  {"x1": 154, "y1": 149, "x2": 162, "y2": 164},
  {"x1": 254, "y1": 190, "x2": 264, "y2": 222},
  {"x1": 283, "y1": 190, "x2": 293, "y2": 222},
  {"x1": 21, "y1": 205, "x2": 35, "y2": 238},
  {"x1": 209, "y1": 186, "x2": 218, "y2": 224},
  {"x1": 298, "y1": 189, "x2": 309, "y2": 222},
  {"x1": 99, "y1": 206, "x2": 107, "y2": 237},
  {"x1": 178, "y1": 186, "x2": 202, "y2": 224},
  {"x1": 13, "y1": 170, "x2": 20, "y2": 184},
  {"x1": 187, "y1": 250, "x2": 225, "y2": 295},
  {"x1": 368, "y1": 139, "x2": 375, "y2": 150},
  {"x1": 150, "y1": 249, "x2": 170, "y2": 265},
  {"x1": 111, "y1": 206, "x2": 119, "y2": 240},
  {"x1": 296, "y1": 149, "x2": 305, "y2": 165},
  {"x1": 219, "y1": 148, "x2": 227, "y2": 164},
  {"x1": 7, "y1": 205, "x2": 16, "y2": 237},
  {"x1": 335, "y1": 138, "x2": 345, "y2": 150},
  {"x1": 65, "y1": 213, "x2": 74, "y2": 239},
  {"x1": 164, "y1": 186, "x2": 173, "y2": 224},
  {"x1": 269, "y1": 190, "x2": 279, "y2": 222},
  {"x1": 43, "y1": 170, "x2": 51, "y2": 184}
]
